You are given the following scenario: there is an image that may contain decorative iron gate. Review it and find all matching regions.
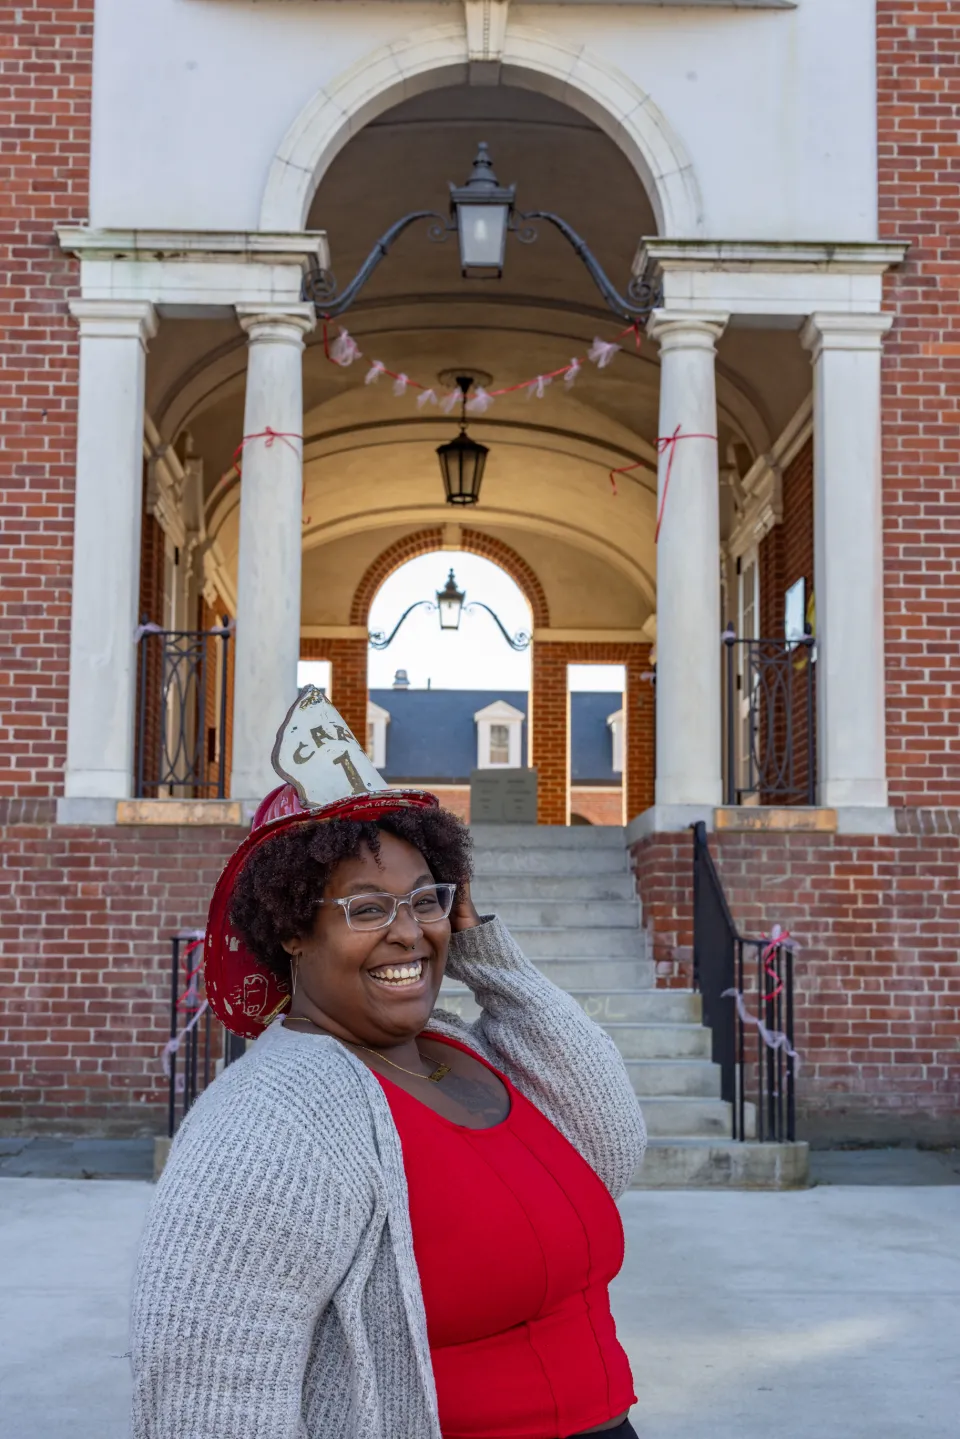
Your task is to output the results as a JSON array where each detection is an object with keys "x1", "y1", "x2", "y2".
[
  {"x1": 135, "y1": 618, "x2": 232, "y2": 799},
  {"x1": 723, "y1": 628, "x2": 816, "y2": 805}
]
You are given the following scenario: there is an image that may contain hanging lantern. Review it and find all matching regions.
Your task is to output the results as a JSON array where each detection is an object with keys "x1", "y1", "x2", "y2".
[
  {"x1": 448, "y1": 143, "x2": 516, "y2": 279},
  {"x1": 436, "y1": 569, "x2": 466, "y2": 630},
  {"x1": 436, "y1": 376, "x2": 489, "y2": 506}
]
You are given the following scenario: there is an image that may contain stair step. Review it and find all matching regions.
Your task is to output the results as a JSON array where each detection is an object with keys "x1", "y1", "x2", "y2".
[
  {"x1": 473, "y1": 850, "x2": 628, "y2": 876},
  {"x1": 507, "y1": 958, "x2": 656, "y2": 988},
  {"x1": 624, "y1": 1060, "x2": 721, "y2": 1098},
  {"x1": 633, "y1": 1140, "x2": 810, "y2": 1190},
  {"x1": 634, "y1": 1097, "x2": 734, "y2": 1137},
  {"x1": 438, "y1": 987, "x2": 702, "y2": 1025},
  {"x1": 510, "y1": 926, "x2": 644, "y2": 958},
  {"x1": 607, "y1": 1022, "x2": 711, "y2": 1060},
  {"x1": 470, "y1": 825, "x2": 625, "y2": 849},
  {"x1": 476, "y1": 900, "x2": 640, "y2": 929},
  {"x1": 473, "y1": 873, "x2": 636, "y2": 901}
]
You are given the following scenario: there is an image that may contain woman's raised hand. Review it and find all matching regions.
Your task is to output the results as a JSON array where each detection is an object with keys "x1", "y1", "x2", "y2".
[{"x1": 450, "y1": 881, "x2": 482, "y2": 933}]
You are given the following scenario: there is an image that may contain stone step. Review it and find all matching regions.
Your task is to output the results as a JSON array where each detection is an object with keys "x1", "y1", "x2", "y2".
[
  {"x1": 473, "y1": 873, "x2": 637, "y2": 901},
  {"x1": 625, "y1": 1060, "x2": 721, "y2": 1098},
  {"x1": 510, "y1": 926, "x2": 644, "y2": 958},
  {"x1": 472, "y1": 849, "x2": 628, "y2": 877},
  {"x1": 639, "y1": 1097, "x2": 736, "y2": 1138},
  {"x1": 477, "y1": 899, "x2": 641, "y2": 929},
  {"x1": 633, "y1": 1140, "x2": 810, "y2": 1190},
  {"x1": 470, "y1": 824, "x2": 626, "y2": 849},
  {"x1": 438, "y1": 987, "x2": 702, "y2": 1026},
  {"x1": 607, "y1": 1022, "x2": 711, "y2": 1061},
  {"x1": 510, "y1": 958, "x2": 656, "y2": 989}
]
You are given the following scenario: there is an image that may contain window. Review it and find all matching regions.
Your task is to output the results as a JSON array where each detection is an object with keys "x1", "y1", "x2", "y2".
[
  {"x1": 366, "y1": 701, "x2": 390, "y2": 770},
  {"x1": 474, "y1": 701, "x2": 524, "y2": 769},
  {"x1": 606, "y1": 709, "x2": 624, "y2": 775},
  {"x1": 489, "y1": 724, "x2": 510, "y2": 765}
]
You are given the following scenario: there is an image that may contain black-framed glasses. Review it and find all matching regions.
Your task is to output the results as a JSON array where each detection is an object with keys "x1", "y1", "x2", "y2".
[{"x1": 318, "y1": 883, "x2": 457, "y2": 933}]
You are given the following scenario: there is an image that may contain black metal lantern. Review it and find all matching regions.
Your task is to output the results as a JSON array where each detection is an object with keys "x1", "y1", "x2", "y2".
[
  {"x1": 449, "y1": 143, "x2": 516, "y2": 279},
  {"x1": 436, "y1": 569, "x2": 466, "y2": 630},
  {"x1": 436, "y1": 377, "x2": 489, "y2": 507}
]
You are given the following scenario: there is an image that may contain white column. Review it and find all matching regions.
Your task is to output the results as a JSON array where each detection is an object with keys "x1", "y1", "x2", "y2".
[
  {"x1": 64, "y1": 301, "x2": 157, "y2": 800},
  {"x1": 802, "y1": 313, "x2": 893, "y2": 808},
  {"x1": 232, "y1": 304, "x2": 315, "y2": 800},
  {"x1": 648, "y1": 311, "x2": 729, "y2": 808}
]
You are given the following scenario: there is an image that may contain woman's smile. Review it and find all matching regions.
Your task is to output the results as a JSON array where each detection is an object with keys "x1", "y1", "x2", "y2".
[{"x1": 366, "y1": 956, "x2": 428, "y2": 990}]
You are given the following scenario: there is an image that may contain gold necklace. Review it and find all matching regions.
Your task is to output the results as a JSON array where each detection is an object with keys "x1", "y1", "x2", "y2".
[{"x1": 286, "y1": 1017, "x2": 450, "y2": 1083}]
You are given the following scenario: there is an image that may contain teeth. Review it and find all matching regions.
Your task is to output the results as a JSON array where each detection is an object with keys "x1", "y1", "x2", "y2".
[{"x1": 371, "y1": 961, "x2": 423, "y2": 985}]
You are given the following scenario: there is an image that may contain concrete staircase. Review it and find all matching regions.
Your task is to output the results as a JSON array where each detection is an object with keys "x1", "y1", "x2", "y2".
[{"x1": 441, "y1": 825, "x2": 808, "y2": 1190}]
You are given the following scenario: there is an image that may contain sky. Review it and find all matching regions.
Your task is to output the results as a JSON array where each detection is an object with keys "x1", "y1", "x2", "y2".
[{"x1": 298, "y1": 551, "x2": 626, "y2": 697}]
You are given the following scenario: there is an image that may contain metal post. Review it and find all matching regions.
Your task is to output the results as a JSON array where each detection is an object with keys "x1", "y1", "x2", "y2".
[
  {"x1": 723, "y1": 627, "x2": 736, "y2": 805},
  {"x1": 217, "y1": 618, "x2": 230, "y2": 800},
  {"x1": 736, "y1": 938, "x2": 745, "y2": 1141},
  {"x1": 167, "y1": 936, "x2": 179, "y2": 1140},
  {"x1": 805, "y1": 635, "x2": 816, "y2": 804},
  {"x1": 137, "y1": 619, "x2": 149, "y2": 799},
  {"x1": 785, "y1": 946, "x2": 796, "y2": 1142}
]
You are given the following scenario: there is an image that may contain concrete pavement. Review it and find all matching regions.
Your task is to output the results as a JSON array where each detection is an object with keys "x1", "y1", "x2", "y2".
[{"x1": 0, "y1": 1177, "x2": 957, "y2": 1438}]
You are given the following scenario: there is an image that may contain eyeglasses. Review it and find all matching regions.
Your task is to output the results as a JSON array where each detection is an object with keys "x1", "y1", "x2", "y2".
[{"x1": 318, "y1": 883, "x2": 458, "y2": 933}]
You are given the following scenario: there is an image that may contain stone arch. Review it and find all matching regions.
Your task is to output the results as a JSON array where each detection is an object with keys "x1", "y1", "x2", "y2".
[
  {"x1": 349, "y1": 526, "x2": 550, "y2": 628},
  {"x1": 260, "y1": 23, "x2": 703, "y2": 237}
]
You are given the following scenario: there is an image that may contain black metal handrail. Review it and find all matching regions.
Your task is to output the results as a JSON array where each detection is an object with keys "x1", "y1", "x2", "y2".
[
  {"x1": 723, "y1": 628, "x2": 816, "y2": 805},
  {"x1": 136, "y1": 618, "x2": 232, "y2": 799},
  {"x1": 166, "y1": 930, "x2": 244, "y2": 1138},
  {"x1": 692, "y1": 822, "x2": 797, "y2": 1143}
]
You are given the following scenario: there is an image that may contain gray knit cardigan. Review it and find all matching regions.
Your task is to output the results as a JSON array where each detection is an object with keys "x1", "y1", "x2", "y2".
[{"x1": 130, "y1": 917, "x2": 646, "y2": 1439}]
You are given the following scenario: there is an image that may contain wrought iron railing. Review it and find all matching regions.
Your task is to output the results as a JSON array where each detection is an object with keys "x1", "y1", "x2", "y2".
[
  {"x1": 692, "y1": 822, "x2": 797, "y2": 1143},
  {"x1": 723, "y1": 628, "x2": 816, "y2": 805},
  {"x1": 135, "y1": 618, "x2": 232, "y2": 799},
  {"x1": 165, "y1": 930, "x2": 244, "y2": 1138}
]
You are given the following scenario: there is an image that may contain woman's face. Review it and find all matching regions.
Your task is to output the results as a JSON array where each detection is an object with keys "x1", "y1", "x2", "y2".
[{"x1": 285, "y1": 830, "x2": 450, "y2": 1047}]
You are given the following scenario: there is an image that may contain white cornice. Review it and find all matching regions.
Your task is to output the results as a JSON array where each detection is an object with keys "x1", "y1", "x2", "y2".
[
  {"x1": 638, "y1": 241, "x2": 909, "y2": 273},
  {"x1": 58, "y1": 227, "x2": 329, "y2": 265}
]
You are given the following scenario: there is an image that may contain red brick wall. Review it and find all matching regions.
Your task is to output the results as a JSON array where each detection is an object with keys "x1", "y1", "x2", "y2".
[
  {"x1": 0, "y1": 2, "x2": 93, "y2": 799},
  {"x1": 570, "y1": 787, "x2": 624, "y2": 826},
  {"x1": 0, "y1": 820, "x2": 245, "y2": 1134},
  {"x1": 633, "y1": 826, "x2": 960, "y2": 1142},
  {"x1": 878, "y1": 3, "x2": 960, "y2": 805},
  {"x1": 532, "y1": 642, "x2": 654, "y2": 824}
]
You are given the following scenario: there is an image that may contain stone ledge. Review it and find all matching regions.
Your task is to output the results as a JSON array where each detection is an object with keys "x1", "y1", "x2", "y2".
[
  {"x1": 116, "y1": 799, "x2": 245, "y2": 826},
  {"x1": 716, "y1": 806, "x2": 837, "y2": 834}
]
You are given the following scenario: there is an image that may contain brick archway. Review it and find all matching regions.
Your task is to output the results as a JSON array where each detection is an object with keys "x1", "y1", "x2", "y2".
[{"x1": 349, "y1": 527, "x2": 550, "y2": 629}]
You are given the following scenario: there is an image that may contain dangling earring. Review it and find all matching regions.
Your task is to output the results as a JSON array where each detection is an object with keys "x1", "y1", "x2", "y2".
[{"x1": 291, "y1": 954, "x2": 301, "y2": 997}]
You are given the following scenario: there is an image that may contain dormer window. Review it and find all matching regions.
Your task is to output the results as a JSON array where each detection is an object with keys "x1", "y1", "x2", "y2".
[
  {"x1": 607, "y1": 708, "x2": 624, "y2": 775},
  {"x1": 474, "y1": 700, "x2": 524, "y2": 769},
  {"x1": 366, "y1": 700, "x2": 390, "y2": 770}
]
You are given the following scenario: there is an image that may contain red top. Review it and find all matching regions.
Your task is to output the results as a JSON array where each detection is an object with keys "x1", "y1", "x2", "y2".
[{"x1": 375, "y1": 1034, "x2": 636, "y2": 1439}]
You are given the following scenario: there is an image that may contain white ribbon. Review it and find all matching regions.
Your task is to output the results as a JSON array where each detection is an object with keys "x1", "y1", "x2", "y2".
[
  {"x1": 564, "y1": 358, "x2": 581, "y2": 388},
  {"x1": 161, "y1": 1000, "x2": 210, "y2": 1078},
  {"x1": 588, "y1": 337, "x2": 621, "y2": 369},
  {"x1": 392, "y1": 373, "x2": 409, "y2": 398},
  {"x1": 527, "y1": 374, "x2": 551, "y2": 400},
  {"x1": 133, "y1": 621, "x2": 163, "y2": 643},
  {"x1": 365, "y1": 360, "x2": 386, "y2": 385},
  {"x1": 417, "y1": 388, "x2": 438, "y2": 410},
  {"x1": 329, "y1": 328, "x2": 362, "y2": 367},
  {"x1": 722, "y1": 988, "x2": 802, "y2": 1073},
  {"x1": 440, "y1": 388, "x2": 462, "y2": 414},
  {"x1": 466, "y1": 387, "x2": 494, "y2": 415}
]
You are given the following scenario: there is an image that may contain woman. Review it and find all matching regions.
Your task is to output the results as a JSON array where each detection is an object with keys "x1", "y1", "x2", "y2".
[{"x1": 131, "y1": 687, "x2": 646, "y2": 1439}]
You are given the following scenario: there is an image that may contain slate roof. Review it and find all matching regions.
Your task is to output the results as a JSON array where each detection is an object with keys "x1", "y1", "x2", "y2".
[{"x1": 369, "y1": 688, "x2": 619, "y2": 785}]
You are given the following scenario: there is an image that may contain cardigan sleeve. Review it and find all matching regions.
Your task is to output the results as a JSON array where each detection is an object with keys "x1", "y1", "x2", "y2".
[
  {"x1": 435, "y1": 916, "x2": 646, "y2": 1198},
  {"x1": 130, "y1": 1062, "x2": 378, "y2": 1439}
]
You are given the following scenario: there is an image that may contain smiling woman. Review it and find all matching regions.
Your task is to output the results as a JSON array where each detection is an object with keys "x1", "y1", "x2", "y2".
[{"x1": 130, "y1": 689, "x2": 646, "y2": 1439}]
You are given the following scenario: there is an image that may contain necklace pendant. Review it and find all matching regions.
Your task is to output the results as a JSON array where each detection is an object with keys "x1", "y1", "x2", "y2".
[{"x1": 427, "y1": 1063, "x2": 451, "y2": 1083}]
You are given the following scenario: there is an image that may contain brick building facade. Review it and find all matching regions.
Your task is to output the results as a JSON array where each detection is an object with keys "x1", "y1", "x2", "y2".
[{"x1": 1, "y1": 2, "x2": 958, "y2": 1142}]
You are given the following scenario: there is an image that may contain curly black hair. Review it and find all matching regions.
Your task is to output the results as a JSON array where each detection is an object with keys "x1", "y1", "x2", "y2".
[{"x1": 228, "y1": 808, "x2": 473, "y2": 979}]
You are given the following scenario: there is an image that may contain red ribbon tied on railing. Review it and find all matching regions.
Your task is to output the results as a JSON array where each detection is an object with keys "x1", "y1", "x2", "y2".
[{"x1": 231, "y1": 427, "x2": 303, "y2": 477}]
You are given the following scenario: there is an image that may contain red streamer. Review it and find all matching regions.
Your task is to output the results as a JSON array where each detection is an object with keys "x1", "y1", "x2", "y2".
[
  {"x1": 231, "y1": 427, "x2": 303, "y2": 477},
  {"x1": 653, "y1": 426, "x2": 718, "y2": 540}
]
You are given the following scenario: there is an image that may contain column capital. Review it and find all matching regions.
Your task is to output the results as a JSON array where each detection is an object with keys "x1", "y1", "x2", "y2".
[
  {"x1": 236, "y1": 303, "x2": 316, "y2": 345},
  {"x1": 68, "y1": 299, "x2": 158, "y2": 346},
  {"x1": 801, "y1": 312, "x2": 894, "y2": 359},
  {"x1": 648, "y1": 309, "x2": 730, "y2": 351}
]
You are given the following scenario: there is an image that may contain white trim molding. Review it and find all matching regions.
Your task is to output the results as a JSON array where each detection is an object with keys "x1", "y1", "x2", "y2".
[
  {"x1": 474, "y1": 700, "x2": 525, "y2": 770},
  {"x1": 260, "y1": 23, "x2": 703, "y2": 237},
  {"x1": 366, "y1": 700, "x2": 391, "y2": 770},
  {"x1": 607, "y1": 708, "x2": 625, "y2": 776},
  {"x1": 726, "y1": 396, "x2": 813, "y2": 561}
]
